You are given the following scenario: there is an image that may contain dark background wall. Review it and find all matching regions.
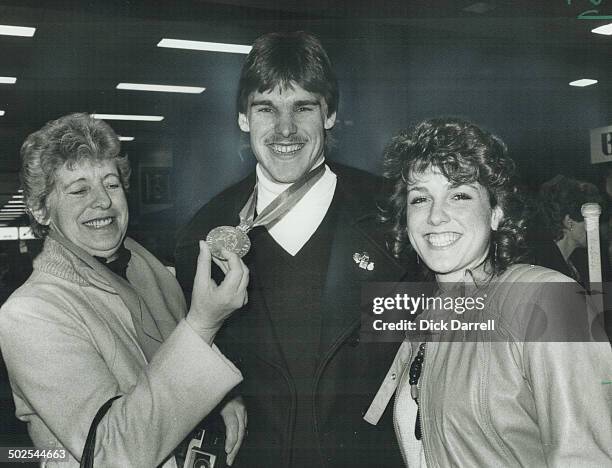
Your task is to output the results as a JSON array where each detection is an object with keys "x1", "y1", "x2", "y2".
[{"x1": 171, "y1": 17, "x2": 612, "y2": 229}]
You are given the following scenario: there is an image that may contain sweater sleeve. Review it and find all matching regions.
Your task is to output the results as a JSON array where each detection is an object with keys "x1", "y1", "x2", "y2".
[{"x1": 0, "y1": 296, "x2": 242, "y2": 468}]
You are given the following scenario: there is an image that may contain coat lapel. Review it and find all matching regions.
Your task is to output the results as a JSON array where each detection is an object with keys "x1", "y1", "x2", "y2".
[
  {"x1": 48, "y1": 232, "x2": 164, "y2": 362},
  {"x1": 318, "y1": 184, "x2": 409, "y2": 358}
]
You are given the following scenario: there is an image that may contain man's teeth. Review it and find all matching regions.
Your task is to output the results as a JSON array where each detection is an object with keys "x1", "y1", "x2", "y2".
[
  {"x1": 84, "y1": 217, "x2": 113, "y2": 228},
  {"x1": 270, "y1": 143, "x2": 304, "y2": 154},
  {"x1": 427, "y1": 232, "x2": 460, "y2": 247}
]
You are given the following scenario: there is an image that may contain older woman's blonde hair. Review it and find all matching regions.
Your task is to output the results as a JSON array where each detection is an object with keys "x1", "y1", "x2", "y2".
[{"x1": 20, "y1": 113, "x2": 131, "y2": 238}]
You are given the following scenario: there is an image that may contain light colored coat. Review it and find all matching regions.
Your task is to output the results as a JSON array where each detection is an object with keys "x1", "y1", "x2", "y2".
[
  {"x1": 0, "y1": 235, "x2": 242, "y2": 467},
  {"x1": 366, "y1": 264, "x2": 612, "y2": 467}
]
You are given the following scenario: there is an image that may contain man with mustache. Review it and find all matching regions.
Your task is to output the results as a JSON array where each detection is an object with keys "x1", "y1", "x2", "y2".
[{"x1": 175, "y1": 31, "x2": 411, "y2": 468}]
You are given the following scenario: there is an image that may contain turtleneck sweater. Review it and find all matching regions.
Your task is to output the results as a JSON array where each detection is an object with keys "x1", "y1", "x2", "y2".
[{"x1": 256, "y1": 160, "x2": 337, "y2": 255}]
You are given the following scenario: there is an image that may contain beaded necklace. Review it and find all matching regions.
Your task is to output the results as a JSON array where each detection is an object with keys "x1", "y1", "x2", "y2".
[{"x1": 409, "y1": 342, "x2": 426, "y2": 440}]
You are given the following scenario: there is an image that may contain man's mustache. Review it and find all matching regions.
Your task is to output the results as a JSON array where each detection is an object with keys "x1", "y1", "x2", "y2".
[{"x1": 265, "y1": 137, "x2": 307, "y2": 144}]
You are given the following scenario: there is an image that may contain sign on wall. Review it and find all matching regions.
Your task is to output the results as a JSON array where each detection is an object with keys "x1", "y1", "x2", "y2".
[
  {"x1": 18, "y1": 227, "x2": 35, "y2": 240},
  {"x1": 590, "y1": 124, "x2": 612, "y2": 165},
  {"x1": 0, "y1": 227, "x2": 19, "y2": 240}
]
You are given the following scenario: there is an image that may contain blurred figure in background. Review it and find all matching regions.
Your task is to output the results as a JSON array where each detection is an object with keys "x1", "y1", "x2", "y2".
[{"x1": 528, "y1": 175, "x2": 602, "y2": 285}]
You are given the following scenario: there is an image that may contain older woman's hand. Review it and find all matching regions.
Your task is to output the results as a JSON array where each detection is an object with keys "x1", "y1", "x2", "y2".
[{"x1": 186, "y1": 241, "x2": 249, "y2": 343}]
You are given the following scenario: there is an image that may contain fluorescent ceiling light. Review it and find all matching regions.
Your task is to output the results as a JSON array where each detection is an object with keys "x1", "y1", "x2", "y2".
[
  {"x1": 0, "y1": 25, "x2": 36, "y2": 37},
  {"x1": 0, "y1": 111, "x2": 4, "y2": 116},
  {"x1": 7, "y1": 200, "x2": 25, "y2": 204},
  {"x1": 0, "y1": 209, "x2": 25, "y2": 213},
  {"x1": 91, "y1": 113, "x2": 164, "y2": 121},
  {"x1": 117, "y1": 83, "x2": 205, "y2": 94},
  {"x1": 157, "y1": 38, "x2": 252, "y2": 54},
  {"x1": 592, "y1": 23, "x2": 612, "y2": 35},
  {"x1": 11, "y1": 195, "x2": 24, "y2": 199},
  {"x1": 569, "y1": 79, "x2": 598, "y2": 87},
  {"x1": 0, "y1": 77, "x2": 17, "y2": 84},
  {"x1": 463, "y1": 2, "x2": 496, "y2": 14},
  {"x1": 118, "y1": 136, "x2": 135, "y2": 142}
]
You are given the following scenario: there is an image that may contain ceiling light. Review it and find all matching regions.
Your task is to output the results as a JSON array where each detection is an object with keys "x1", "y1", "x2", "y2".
[
  {"x1": 592, "y1": 23, "x2": 612, "y2": 35},
  {"x1": 0, "y1": 77, "x2": 17, "y2": 84},
  {"x1": 157, "y1": 38, "x2": 252, "y2": 54},
  {"x1": 91, "y1": 113, "x2": 164, "y2": 121},
  {"x1": 11, "y1": 194, "x2": 24, "y2": 199},
  {"x1": 7, "y1": 200, "x2": 25, "y2": 204},
  {"x1": 0, "y1": 25, "x2": 36, "y2": 37},
  {"x1": 117, "y1": 83, "x2": 205, "y2": 94},
  {"x1": 569, "y1": 79, "x2": 598, "y2": 87},
  {"x1": 463, "y1": 2, "x2": 496, "y2": 14},
  {"x1": 0, "y1": 111, "x2": 5, "y2": 116},
  {"x1": 118, "y1": 136, "x2": 135, "y2": 142}
]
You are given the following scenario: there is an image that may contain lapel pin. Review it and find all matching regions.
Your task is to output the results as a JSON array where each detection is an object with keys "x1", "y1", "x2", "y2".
[{"x1": 353, "y1": 251, "x2": 374, "y2": 271}]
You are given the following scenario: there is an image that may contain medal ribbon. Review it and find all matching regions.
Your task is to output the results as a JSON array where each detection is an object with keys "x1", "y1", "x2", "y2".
[{"x1": 237, "y1": 163, "x2": 326, "y2": 232}]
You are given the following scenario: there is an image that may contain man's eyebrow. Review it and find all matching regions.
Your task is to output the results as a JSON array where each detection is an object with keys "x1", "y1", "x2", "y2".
[
  {"x1": 294, "y1": 100, "x2": 321, "y2": 107},
  {"x1": 407, "y1": 185, "x2": 428, "y2": 193},
  {"x1": 250, "y1": 99, "x2": 275, "y2": 107}
]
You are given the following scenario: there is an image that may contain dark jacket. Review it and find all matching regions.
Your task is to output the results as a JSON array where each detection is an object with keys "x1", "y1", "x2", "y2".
[{"x1": 175, "y1": 163, "x2": 415, "y2": 467}]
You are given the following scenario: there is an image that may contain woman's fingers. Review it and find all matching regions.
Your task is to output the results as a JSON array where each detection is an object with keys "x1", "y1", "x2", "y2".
[
  {"x1": 212, "y1": 255, "x2": 230, "y2": 274},
  {"x1": 219, "y1": 249, "x2": 247, "y2": 291},
  {"x1": 229, "y1": 405, "x2": 247, "y2": 466},
  {"x1": 192, "y1": 241, "x2": 212, "y2": 290}
]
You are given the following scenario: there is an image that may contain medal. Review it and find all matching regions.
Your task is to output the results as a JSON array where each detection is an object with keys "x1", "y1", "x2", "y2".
[
  {"x1": 205, "y1": 163, "x2": 327, "y2": 260},
  {"x1": 206, "y1": 225, "x2": 251, "y2": 259}
]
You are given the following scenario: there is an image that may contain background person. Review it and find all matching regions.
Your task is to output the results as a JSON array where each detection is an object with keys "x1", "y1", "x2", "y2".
[
  {"x1": 0, "y1": 113, "x2": 248, "y2": 467},
  {"x1": 175, "y1": 31, "x2": 413, "y2": 467},
  {"x1": 365, "y1": 117, "x2": 612, "y2": 467},
  {"x1": 528, "y1": 174, "x2": 603, "y2": 284}
]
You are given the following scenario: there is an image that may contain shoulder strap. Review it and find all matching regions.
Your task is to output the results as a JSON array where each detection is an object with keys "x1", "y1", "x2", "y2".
[{"x1": 80, "y1": 395, "x2": 121, "y2": 468}]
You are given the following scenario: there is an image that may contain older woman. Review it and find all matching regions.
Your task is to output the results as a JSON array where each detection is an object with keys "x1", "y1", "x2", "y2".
[
  {"x1": 365, "y1": 118, "x2": 612, "y2": 466},
  {"x1": 530, "y1": 175, "x2": 602, "y2": 283},
  {"x1": 0, "y1": 113, "x2": 248, "y2": 467}
]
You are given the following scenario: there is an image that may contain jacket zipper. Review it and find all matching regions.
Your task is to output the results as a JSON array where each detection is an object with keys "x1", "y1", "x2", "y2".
[
  {"x1": 253, "y1": 353, "x2": 297, "y2": 467},
  {"x1": 312, "y1": 320, "x2": 360, "y2": 468}
]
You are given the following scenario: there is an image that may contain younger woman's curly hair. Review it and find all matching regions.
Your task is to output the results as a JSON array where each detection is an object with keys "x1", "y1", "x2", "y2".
[{"x1": 380, "y1": 117, "x2": 528, "y2": 277}]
